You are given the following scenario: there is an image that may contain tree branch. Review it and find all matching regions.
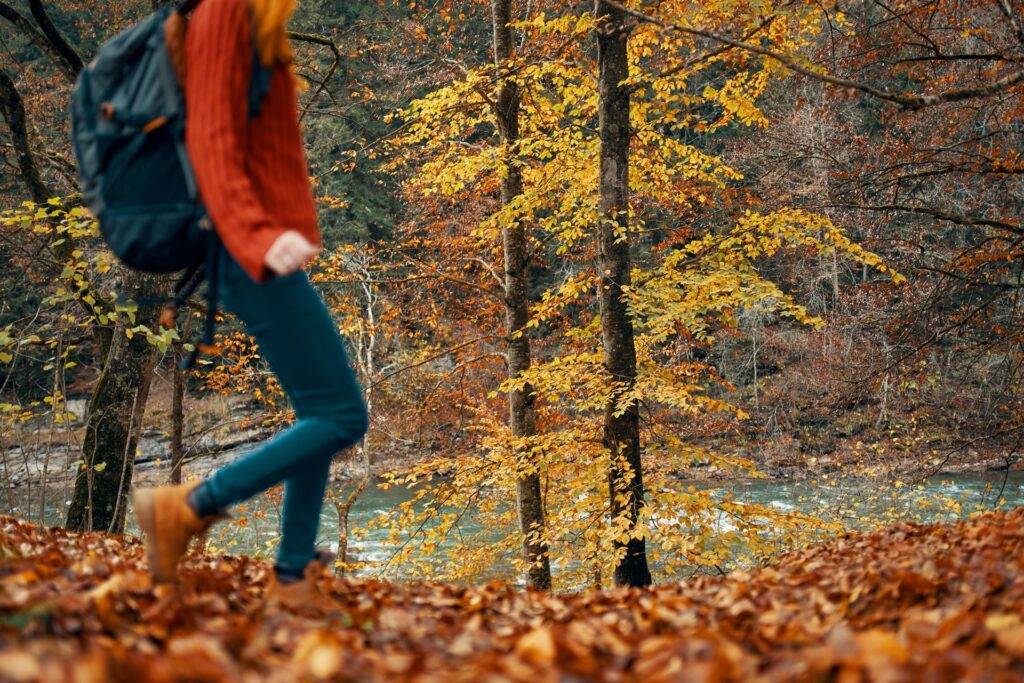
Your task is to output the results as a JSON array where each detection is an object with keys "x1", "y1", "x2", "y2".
[
  {"x1": 27, "y1": 0, "x2": 83, "y2": 78},
  {"x1": 288, "y1": 31, "x2": 342, "y2": 122},
  {"x1": 603, "y1": 0, "x2": 1024, "y2": 110},
  {"x1": 830, "y1": 202, "x2": 1024, "y2": 235},
  {"x1": 0, "y1": 1, "x2": 77, "y2": 83},
  {"x1": 367, "y1": 335, "x2": 497, "y2": 389}
]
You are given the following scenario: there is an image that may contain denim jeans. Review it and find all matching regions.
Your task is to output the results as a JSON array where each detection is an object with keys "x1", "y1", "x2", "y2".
[{"x1": 195, "y1": 248, "x2": 368, "y2": 576}]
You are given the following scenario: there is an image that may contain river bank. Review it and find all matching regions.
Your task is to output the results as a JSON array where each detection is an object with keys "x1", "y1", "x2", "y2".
[
  {"x1": 5, "y1": 406, "x2": 1020, "y2": 494},
  {"x1": 5, "y1": 377, "x2": 1022, "y2": 497}
]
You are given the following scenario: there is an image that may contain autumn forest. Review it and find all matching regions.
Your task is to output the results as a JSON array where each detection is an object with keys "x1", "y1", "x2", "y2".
[{"x1": 0, "y1": 0, "x2": 1023, "y2": 680}]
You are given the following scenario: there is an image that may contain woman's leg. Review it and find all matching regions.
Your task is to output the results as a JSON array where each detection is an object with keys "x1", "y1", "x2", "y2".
[{"x1": 191, "y1": 250, "x2": 368, "y2": 576}]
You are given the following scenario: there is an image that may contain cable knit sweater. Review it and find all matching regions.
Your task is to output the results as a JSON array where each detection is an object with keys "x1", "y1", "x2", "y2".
[{"x1": 184, "y1": 0, "x2": 319, "y2": 283}]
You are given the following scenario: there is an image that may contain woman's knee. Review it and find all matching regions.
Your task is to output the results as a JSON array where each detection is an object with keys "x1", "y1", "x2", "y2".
[{"x1": 322, "y1": 399, "x2": 369, "y2": 450}]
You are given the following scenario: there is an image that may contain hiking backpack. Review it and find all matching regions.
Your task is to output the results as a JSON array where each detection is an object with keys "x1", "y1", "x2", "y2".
[{"x1": 70, "y1": 0, "x2": 270, "y2": 367}]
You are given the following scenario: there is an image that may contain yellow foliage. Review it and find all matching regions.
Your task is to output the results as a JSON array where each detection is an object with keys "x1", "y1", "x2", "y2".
[{"x1": 362, "y1": 1, "x2": 904, "y2": 586}]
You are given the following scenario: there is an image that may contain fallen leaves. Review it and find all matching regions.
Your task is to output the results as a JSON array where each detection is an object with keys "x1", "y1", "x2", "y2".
[{"x1": 1, "y1": 510, "x2": 1023, "y2": 681}]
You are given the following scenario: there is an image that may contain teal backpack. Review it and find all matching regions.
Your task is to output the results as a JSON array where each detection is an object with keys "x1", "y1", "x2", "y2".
[{"x1": 71, "y1": 0, "x2": 270, "y2": 366}]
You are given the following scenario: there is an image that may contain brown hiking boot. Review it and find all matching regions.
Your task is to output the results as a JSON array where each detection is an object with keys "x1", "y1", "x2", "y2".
[
  {"x1": 263, "y1": 551, "x2": 341, "y2": 614},
  {"x1": 133, "y1": 483, "x2": 222, "y2": 583}
]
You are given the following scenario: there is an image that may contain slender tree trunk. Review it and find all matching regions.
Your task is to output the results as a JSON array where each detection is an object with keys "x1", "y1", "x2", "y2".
[
  {"x1": 1, "y1": 0, "x2": 161, "y2": 535},
  {"x1": 169, "y1": 315, "x2": 191, "y2": 484},
  {"x1": 492, "y1": 0, "x2": 551, "y2": 591},
  {"x1": 332, "y1": 268, "x2": 375, "y2": 575},
  {"x1": 0, "y1": 68, "x2": 51, "y2": 203},
  {"x1": 169, "y1": 348, "x2": 185, "y2": 484},
  {"x1": 26, "y1": 1, "x2": 83, "y2": 75},
  {"x1": 66, "y1": 272, "x2": 161, "y2": 533},
  {"x1": 0, "y1": 3, "x2": 79, "y2": 82},
  {"x1": 594, "y1": 0, "x2": 651, "y2": 588},
  {"x1": 333, "y1": 477, "x2": 367, "y2": 575}
]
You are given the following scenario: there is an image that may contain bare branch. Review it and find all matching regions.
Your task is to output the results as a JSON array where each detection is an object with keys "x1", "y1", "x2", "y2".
[
  {"x1": 830, "y1": 202, "x2": 1024, "y2": 235},
  {"x1": 289, "y1": 30, "x2": 343, "y2": 121},
  {"x1": 367, "y1": 335, "x2": 497, "y2": 389},
  {"x1": 27, "y1": 0, "x2": 83, "y2": 77},
  {"x1": 0, "y1": 1, "x2": 77, "y2": 82},
  {"x1": 603, "y1": 0, "x2": 1024, "y2": 110}
]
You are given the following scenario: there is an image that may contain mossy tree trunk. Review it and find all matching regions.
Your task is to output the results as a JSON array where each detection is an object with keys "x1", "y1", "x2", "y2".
[
  {"x1": 66, "y1": 272, "x2": 161, "y2": 533},
  {"x1": 0, "y1": 0, "x2": 164, "y2": 535}
]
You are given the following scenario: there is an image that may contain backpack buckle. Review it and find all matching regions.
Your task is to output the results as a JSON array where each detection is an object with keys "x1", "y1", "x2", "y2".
[{"x1": 143, "y1": 116, "x2": 169, "y2": 133}]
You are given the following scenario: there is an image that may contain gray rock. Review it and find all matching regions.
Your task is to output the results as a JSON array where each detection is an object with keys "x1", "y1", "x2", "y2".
[
  {"x1": 66, "y1": 399, "x2": 88, "y2": 423},
  {"x1": 136, "y1": 439, "x2": 169, "y2": 463},
  {"x1": 195, "y1": 435, "x2": 218, "y2": 453}
]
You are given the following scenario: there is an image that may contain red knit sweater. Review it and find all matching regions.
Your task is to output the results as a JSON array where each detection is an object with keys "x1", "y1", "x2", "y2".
[{"x1": 184, "y1": 0, "x2": 319, "y2": 283}]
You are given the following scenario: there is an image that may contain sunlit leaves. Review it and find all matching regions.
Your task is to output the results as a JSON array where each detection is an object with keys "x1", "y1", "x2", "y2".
[{"x1": 370, "y1": 1, "x2": 908, "y2": 586}]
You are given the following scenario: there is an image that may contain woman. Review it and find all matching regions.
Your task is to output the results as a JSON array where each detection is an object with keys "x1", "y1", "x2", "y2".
[{"x1": 132, "y1": 0, "x2": 368, "y2": 591}]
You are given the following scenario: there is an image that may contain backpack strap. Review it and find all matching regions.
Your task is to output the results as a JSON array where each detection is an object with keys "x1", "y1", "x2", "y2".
[
  {"x1": 179, "y1": 235, "x2": 221, "y2": 369},
  {"x1": 249, "y1": 48, "x2": 273, "y2": 117},
  {"x1": 168, "y1": 1, "x2": 274, "y2": 370},
  {"x1": 177, "y1": 0, "x2": 203, "y2": 15}
]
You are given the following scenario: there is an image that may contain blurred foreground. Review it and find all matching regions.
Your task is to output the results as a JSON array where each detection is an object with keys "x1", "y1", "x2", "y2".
[{"x1": 0, "y1": 509, "x2": 1023, "y2": 681}]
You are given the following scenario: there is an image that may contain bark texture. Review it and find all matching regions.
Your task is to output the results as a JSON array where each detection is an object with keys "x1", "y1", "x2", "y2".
[
  {"x1": 169, "y1": 351, "x2": 185, "y2": 485},
  {"x1": 27, "y1": 1, "x2": 83, "y2": 77},
  {"x1": 0, "y1": 0, "x2": 161, "y2": 536},
  {"x1": 594, "y1": 0, "x2": 651, "y2": 588},
  {"x1": 0, "y1": 2, "x2": 78, "y2": 82},
  {"x1": 492, "y1": 0, "x2": 551, "y2": 590},
  {"x1": 66, "y1": 272, "x2": 161, "y2": 533},
  {"x1": 0, "y1": 68, "x2": 51, "y2": 203}
]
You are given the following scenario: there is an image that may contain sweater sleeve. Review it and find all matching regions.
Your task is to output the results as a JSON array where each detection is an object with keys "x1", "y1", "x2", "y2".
[{"x1": 185, "y1": 0, "x2": 283, "y2": 282}]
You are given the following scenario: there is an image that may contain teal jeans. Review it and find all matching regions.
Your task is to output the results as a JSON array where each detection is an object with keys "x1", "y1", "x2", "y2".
[{"x1": 194, "y1": 248, "x2": 368, "y2": 577}]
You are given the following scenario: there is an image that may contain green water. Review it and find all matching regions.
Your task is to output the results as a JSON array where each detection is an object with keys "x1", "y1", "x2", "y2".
[{"x1": 12, "y1": 468, "x2": 1024, "y2": 584}]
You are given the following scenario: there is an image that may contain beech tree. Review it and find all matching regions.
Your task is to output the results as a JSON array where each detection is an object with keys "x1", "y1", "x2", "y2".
[
  {"x1": 617, "y1": 0, "x2": 1024, "y2": 469},
  {"x1": 492, "y1": 0, "x2": 551, "y2": 591},
  {"x1": 593, "y1": 0, "x2": 650, "y2": 587},
  {"x1": 362, "y1": 0, "x2": 900, "y2": 587}
]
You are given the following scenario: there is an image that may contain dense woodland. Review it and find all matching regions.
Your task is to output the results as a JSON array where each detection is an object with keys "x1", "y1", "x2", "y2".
[{"x1": 0, "y1": 0, "x2": 1022, "y2": 596}]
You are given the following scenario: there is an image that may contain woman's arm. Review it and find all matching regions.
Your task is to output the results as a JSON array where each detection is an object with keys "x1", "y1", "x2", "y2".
[{"x1": 185, "y1": 0, "x2": 284, "y2": 282}]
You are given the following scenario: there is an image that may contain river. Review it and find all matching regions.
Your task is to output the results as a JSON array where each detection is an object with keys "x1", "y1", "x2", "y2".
[{"x1": 9, "y1": 461, "x2": 1023, "y2": 585}]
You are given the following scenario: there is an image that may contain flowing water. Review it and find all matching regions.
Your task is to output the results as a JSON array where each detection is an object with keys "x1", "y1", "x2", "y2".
[{"x1": 11, "y1": 447, "x2": 1024, "y2": 585}]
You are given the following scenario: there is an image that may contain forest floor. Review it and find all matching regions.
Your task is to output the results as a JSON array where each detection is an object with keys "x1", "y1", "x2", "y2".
[{"x1": 0, "y1": 510, "x2": 1022, "y2": 682}]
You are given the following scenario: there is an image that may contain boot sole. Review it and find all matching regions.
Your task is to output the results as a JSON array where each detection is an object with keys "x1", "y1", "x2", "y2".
[{"x1": 132, "y1": 488, "x2": 168, "y2": 582}]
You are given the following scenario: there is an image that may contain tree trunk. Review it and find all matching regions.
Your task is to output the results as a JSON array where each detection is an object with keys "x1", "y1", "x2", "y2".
[
  {"x1": 0, "y1": 68, "x2": 51, "y2": 203},
  {"x1": 0, "y1": 2, "x2": 79, "y2": 83},
  {"x1": 1, "y1": 0, "x2": 160, "y2": 536},
  {"x1": 169, "y1": 315, "x2": 191, "y2": 484},
  {"x1": 169, "y1": 347, "x2": 185, "y2": 484},
  {"x1": 66, "y1": 271, "x2": 161, "y2": 533},
  {"x1": 333, "y1": 478, "x2": 367, "y2": 575},
  {"x1": 26, "y1": 1, "x2": 83, "y2": 76},
  {"x1": 594, "y1": 0, "x2": 651, "y2": 588},
  {"x1": 492, "y1": 0, "x2": 551, "y2": 591}
]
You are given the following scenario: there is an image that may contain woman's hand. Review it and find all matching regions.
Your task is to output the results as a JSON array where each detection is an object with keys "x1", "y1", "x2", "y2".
[{"x1": 264, "y1": 230, "x2": 319, "y2": 276}]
